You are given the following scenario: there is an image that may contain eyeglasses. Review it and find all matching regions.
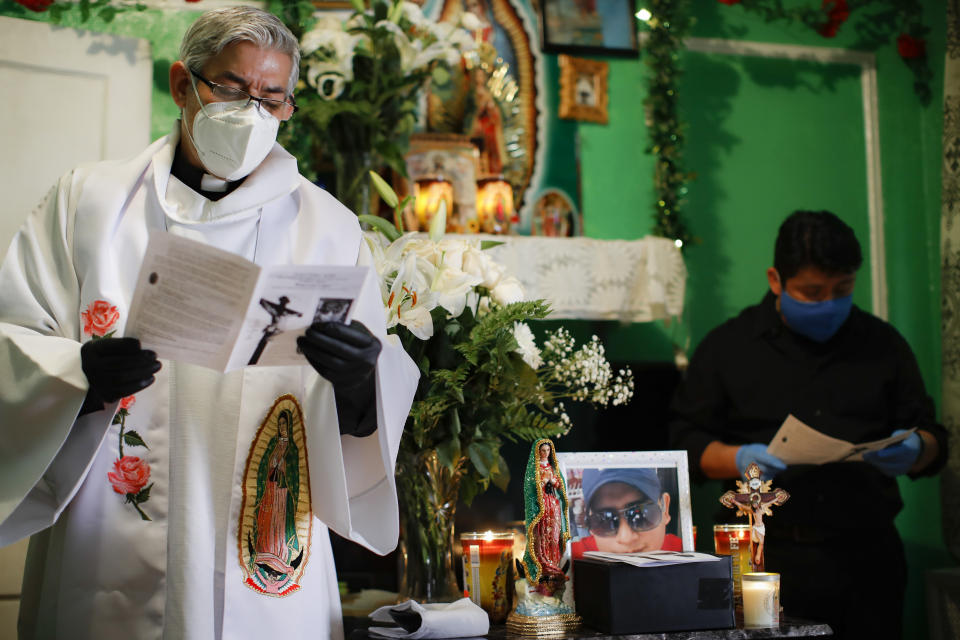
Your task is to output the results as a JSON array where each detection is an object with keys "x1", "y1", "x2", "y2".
[
  {"x1": 190, "y1": 69, "x2": 297, "y2": 120},
  {"x1": 585, "y1": 500, "x2": 663, "y2": 537}
]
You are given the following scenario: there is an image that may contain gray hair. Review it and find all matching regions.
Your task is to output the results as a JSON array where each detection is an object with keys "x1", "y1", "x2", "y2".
[{"x1": 179, "y1": 6, "x2": 300, "y2": 96}]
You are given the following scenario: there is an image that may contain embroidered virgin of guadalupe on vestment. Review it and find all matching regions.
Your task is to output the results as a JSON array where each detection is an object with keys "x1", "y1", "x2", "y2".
[{"x1": 240, "y1": 395, "x2": 313, "y2": 596}]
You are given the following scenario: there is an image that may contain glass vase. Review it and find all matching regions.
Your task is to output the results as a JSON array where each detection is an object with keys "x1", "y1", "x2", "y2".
[
  {"x1": 396, "y1": 449, "x2": 464, "y2": 603},
  {"x1": 333, "y1": 148, "x2": 373, "y2": 217}
]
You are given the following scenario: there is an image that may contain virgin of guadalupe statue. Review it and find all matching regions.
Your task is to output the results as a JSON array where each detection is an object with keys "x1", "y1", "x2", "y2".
[{"x1": 521, "y1": 438, "x2": 570, "y2": 597}]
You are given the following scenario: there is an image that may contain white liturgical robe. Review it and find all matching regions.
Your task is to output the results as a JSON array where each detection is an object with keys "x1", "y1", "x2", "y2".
[{"x1": 0, "y1": 128, "x2": 418, "y2": 640}]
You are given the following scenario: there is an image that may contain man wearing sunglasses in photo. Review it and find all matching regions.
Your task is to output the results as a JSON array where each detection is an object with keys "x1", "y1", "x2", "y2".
[{"x1": 571, "y1": 468, "x2": 682, "y2": 558}]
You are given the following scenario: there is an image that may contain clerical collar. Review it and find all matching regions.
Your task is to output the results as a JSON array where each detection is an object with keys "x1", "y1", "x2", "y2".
[{"x1": 170, "y1": 146, "x2": 242, "y2": 201}]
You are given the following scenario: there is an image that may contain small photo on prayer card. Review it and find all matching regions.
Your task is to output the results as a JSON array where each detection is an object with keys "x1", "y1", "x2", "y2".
[{"x1": 313, "y1": 298, "x2": 353, "y2": 324}]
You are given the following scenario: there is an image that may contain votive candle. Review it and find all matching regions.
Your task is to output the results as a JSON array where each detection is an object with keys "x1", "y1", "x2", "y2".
[
  {"x1": 713, "y1": 524, "x2": 751, "y2": 607},
  {"x1": 742, "y1": 572, "x2": 780, "y2": 628},
  {"x1": 460, "y1": 531, "x2": 514, "y2": 623}
]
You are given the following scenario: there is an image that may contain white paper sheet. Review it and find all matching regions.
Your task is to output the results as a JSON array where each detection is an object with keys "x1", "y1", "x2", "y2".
[
  {"x1": 766, "y1": 414, "x2": 915, "y2": 465},
  {"x1": 583, "y1": 551, "x2": 722, "y2": 568},
  {"x1": 126, "y1": 230, "x2": 369, "y2": 372}
]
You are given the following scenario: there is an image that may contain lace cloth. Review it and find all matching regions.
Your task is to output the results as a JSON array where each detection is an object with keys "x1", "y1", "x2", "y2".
[{"x1": 482, "y1": 235, "x2": 687, "y2": 321}]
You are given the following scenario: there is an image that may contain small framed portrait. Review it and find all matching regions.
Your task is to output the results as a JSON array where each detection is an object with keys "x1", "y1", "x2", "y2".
[
  {"x1": 539, "y1": 0, "x2": 639, "y2": 58},
  {"x1": 558, "y1": 55, "x2": 609, "y2": 124},
  {"x1": 556, "y1": 451, "x2": 693, "y2": 558}
]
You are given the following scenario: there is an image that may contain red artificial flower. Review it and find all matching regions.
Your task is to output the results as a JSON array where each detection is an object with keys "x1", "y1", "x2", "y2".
[
  {"x1": 818, "y1": 0, "x2": 849, "y2": 38},
  {"x1": 119, "y1": 395, "x2": 136, "y2": 410},
  {"x1": 108, "y1": 456, "x2": 151, "y2": 495},
  {"x1": 823, "y1": 0, "x2": 849, "y2": 22},
  {"x1": 897, "y1": 33, "x2": 926, "y2": 59},
  {"x1": 14, "y1": 0, "x2": 54, "y2": 12},
  {"x1": 717, "y1": 0, "x2": 742, "y2": 5},
  {"x1": 81, "y1": 300, "x2": 120, "y2": 337}
]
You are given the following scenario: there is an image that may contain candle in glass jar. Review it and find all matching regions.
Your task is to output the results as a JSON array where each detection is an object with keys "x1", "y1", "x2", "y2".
[
  {"x1": 742, "y1": 572, "x2": 780, "y2": 627},
  {"x1": 460, "y1": 531, "x2": 514, "y2": 623},
  {"x1": 713, "y1": 524, "x2": 751, "y2": 607}
]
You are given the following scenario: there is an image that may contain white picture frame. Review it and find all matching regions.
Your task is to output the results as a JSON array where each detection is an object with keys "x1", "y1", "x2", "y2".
[{"x1": 556, "y1": 450, "x2": 694, "y2": 556}]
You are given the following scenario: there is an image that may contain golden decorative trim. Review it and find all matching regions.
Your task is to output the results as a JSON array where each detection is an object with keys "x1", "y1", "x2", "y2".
[
  {"x1": 506, "y1": 611, "x2": 582, "y2": 637},
  {"x1": 558, "y1": 55, "x2": 609, "y2": 125}
]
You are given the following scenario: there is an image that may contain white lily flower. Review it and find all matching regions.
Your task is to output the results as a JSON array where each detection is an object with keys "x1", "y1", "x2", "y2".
[
  {"x1": 401, "y1": 1, "x2": 426, "y2": 25},
  {"x1": 460, "y1": 11, "x2": 481, "y2": 32},
  {"x1": 399, "y1": 304, "x2": 434, "y2": 340},
  {"x1": 448, "y1": 29, "x2": 476, "y2": 53},
  {"x1": 308, "y1": 69, "x2": 347, "y2": 100},
  {"x1": 429, "y1": 200, "x2": 447, "y2": 242},
  {"x1": 429, "y1": 20, "x2": 455, "y2": 40},
  {"x1": 300, "y1": 17, "x2": 348, "y2": 54}
]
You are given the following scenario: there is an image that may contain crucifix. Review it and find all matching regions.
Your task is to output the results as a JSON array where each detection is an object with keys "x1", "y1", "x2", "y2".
[{"x1": 719, "y1": 463, "x2": 790, "y2": 572}]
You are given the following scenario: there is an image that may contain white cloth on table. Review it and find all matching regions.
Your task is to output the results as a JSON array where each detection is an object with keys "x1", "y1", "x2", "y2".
[
  {"x1": 369, "y1": 598, "x2": 490, "y2": 639},
  {"x1": 482, "y1": 234, "x2": 686, "y2": 322}
]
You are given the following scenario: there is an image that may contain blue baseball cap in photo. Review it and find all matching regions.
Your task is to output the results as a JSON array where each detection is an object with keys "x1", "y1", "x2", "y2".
[{"x1": 582, "y1": 468, "x2": 662, "y2": 509}]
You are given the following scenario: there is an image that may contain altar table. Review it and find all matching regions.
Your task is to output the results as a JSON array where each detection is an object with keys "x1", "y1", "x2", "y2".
[{"x1": 345, "y1": 618, "x2": 832, "y2": 639}]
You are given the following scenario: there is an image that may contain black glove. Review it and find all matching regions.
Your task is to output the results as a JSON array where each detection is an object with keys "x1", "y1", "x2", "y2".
[
  {"x1": 80, "y1": 337, "x2": 161, "y2": 415},
  {"x1": 297, "y1": 321, "x2": 381, "y2": 437}
]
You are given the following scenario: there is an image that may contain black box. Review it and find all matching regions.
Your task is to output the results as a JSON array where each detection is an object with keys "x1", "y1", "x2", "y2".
[{"x1": 573, "y1": 555, "x2": 735, "y2": 634}]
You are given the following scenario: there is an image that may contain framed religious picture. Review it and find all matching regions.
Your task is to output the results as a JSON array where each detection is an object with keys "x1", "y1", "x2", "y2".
[
  {"x1": 558, "y1": 55, "x2": 609, "y2": 124},
  {"x1": 555, "y1": 451, "x2": 694, "y2": 558},
  {"x1": 529, "y1": 188, "x2": 582, "y2": 236},
  {"x1": 539, "y1": 0, "x2": 639, "y2": 57}
]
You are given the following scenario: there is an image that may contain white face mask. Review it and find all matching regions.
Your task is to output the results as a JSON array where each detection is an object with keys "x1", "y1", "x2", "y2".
[{"x1": 185, "y1": 78, "x2": 280, "y2": 181}]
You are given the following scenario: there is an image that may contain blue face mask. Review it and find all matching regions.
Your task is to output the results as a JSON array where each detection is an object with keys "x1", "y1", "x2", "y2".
[{"x1": 779, "y1": 289, "x2": 853, "y2": 342}]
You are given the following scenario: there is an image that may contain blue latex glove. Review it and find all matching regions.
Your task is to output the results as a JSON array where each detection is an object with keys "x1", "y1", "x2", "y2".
[
  {"x1": 862, "y1": 429, "x2": 923, "y2": 477},
  {"x1": 735, "y1": 444, "x2": 787, "y2": 479}
]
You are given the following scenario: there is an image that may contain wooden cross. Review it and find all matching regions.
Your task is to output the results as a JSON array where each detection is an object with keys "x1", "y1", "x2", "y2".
[{"x1": 719, "y1": 463, "x2": 790, "y2": 572}]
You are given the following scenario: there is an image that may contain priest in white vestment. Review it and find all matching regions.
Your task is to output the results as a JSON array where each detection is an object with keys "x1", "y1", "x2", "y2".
[{"x1": 0, "y1": 7, "x2": 418, "y2": 639}]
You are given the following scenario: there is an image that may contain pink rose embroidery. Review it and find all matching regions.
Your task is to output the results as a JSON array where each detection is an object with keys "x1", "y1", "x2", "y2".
[
  {"x1": 108, "y1": 395, "x2": 153, "y2": 520},
  {"x1": 108, "y1": 456, "x2": 151, "y2": 495},
  {"x1": 81, "y1": 300, "x2": 120, "y2": 337}
]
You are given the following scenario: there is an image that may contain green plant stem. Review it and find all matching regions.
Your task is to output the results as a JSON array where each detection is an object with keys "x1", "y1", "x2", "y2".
[{"x1": 118, "y1": 412, "x2": 125, "y2": 458}]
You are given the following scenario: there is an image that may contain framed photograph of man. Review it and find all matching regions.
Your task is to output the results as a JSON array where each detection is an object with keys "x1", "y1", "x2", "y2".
[
  {"x1": 556, "y1": 451, "x2": 693, "y2": 558},
  {"x1": 539, "y1": 0, "x2": 639, "y2": 57},
  {"x1": 558, "y1": 55, "x2": 609, "y2": 125}
]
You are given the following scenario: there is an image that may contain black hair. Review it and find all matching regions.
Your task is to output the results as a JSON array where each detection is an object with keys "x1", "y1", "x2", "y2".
[{"x1": 774, "y1": 210, "x2": 862, "y2": 281}]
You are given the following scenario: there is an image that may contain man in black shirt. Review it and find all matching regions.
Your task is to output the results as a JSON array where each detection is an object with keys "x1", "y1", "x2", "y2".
[{"x1": 669, "y1": 210, "x2": 947, "y2": 639}]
